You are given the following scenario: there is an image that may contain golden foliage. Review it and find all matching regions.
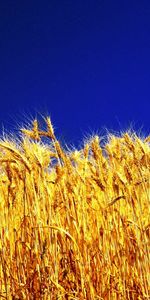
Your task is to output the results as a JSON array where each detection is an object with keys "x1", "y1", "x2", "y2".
[{"x1": 0, "y1": 118, "x2": 149, "y2": 299}]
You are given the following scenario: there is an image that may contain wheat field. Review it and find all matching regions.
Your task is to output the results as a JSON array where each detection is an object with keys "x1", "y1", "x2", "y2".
[{"x1": 0, "y1": 118, "x2": 149, "y2": 299}]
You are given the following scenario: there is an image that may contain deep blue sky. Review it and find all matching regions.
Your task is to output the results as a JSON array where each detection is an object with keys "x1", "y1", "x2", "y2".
[{"x1": 0, "y1": 0, "x2": 150, "y2": 146}]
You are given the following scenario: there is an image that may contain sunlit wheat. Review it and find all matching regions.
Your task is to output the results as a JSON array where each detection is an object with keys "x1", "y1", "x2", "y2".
[{"x1": 0, "y1": 118, "x2": 149, "y2": 299}]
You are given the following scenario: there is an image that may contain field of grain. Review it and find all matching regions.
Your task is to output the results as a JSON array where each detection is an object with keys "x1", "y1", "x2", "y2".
[{"x1": 0, "y1": 118, "x2": 149, "y2": 299}]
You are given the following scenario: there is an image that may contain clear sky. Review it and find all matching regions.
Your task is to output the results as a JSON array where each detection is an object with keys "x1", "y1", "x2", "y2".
[{"x1": 0, "y1": 0, "x2": 150, "y2": 146}]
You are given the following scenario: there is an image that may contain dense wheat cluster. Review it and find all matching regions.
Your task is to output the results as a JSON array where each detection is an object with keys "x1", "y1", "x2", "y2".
[{"x1": 0, "y1": 118, "x2": 149, "y2": 300}]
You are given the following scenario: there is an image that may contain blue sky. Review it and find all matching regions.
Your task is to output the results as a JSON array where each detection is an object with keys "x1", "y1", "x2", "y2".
[{"x1": 0, "y1": 0, "x2": 150, "y2": 146}]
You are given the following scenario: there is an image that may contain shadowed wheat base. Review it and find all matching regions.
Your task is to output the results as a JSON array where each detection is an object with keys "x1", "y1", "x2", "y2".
[{"x1": 0, "y1": 118, "x2": 149, "y2": 299}]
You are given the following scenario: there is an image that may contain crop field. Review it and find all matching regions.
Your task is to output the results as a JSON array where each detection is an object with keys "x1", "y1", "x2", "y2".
[{"x1": 0, "y1": 118, "x2": 149, "y2": 299}]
